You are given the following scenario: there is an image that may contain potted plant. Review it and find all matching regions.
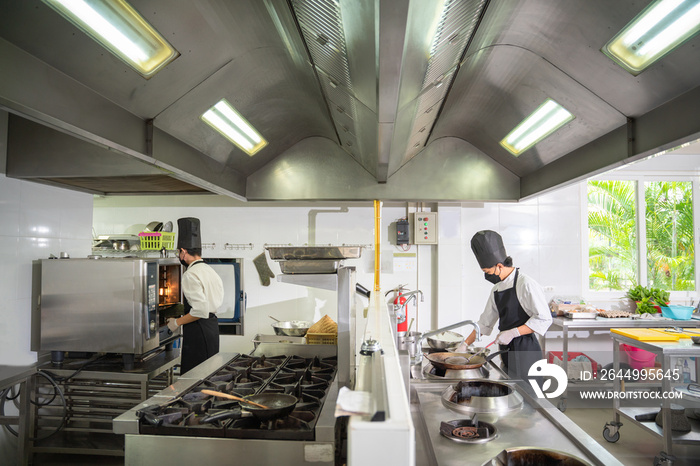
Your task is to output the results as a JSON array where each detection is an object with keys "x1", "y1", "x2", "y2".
[{"x1": 626, "y1": 285, "x2": 670, "y2": 314}]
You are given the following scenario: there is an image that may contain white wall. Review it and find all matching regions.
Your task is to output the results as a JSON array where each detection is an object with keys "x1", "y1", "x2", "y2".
[
  {"x1": 0, "y1": 174, "x2": 93, "y2": 465},
  {"x1": 0, "y1": 175, "x2": 94, "y2": 366},
  {"x1": 92, "y1": 198, "x2": 436, "y2": 352},
  {"x1": 92, "y1": 183, "x2": 585, "y2": 351}
]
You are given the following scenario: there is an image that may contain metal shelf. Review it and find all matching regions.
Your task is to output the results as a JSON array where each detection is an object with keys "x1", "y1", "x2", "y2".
[
  {"x1": 276, "y1": 273, "x2": 338, "y2": 291},
  {"x1": 617, "y1": 407, "x2": 700, "y2": 445}
]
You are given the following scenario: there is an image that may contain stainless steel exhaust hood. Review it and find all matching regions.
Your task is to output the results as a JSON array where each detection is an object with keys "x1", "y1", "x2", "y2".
[{"x1": 1, "y1": 0, "x2": 700, "y2": 201}]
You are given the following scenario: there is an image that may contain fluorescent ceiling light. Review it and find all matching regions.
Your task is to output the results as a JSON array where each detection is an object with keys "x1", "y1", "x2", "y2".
[
  {"x1": 43, "y1": 0, "x2": 179, "y2": 78},
  {"x1": 201, "y1": 100, "x2": 267, "y2": 156},
  {"x1": 602, "y1": 0, "x2": 700, "y2": 75},
  {"x1": 500, "y1": 99, "x2": 574, "y2": 157}
]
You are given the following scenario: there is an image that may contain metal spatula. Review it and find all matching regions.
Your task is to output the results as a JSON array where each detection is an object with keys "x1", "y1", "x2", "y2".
[{"x1": 464, "y1": 341, "x2": 495, "y2": 364}]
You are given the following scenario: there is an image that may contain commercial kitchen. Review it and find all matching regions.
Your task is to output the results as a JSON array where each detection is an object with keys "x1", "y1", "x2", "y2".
[{"x1": 2, "y1": 1, "x2": 700, "y2": 465}]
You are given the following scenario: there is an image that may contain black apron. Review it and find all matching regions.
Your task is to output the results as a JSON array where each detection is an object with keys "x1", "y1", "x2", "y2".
[
  {"x1": 495, "y1": 269, "x2": 543, "y2": 381},
  {"x1": 180, "y1": 261, "x2": 220, "y2": 375}
]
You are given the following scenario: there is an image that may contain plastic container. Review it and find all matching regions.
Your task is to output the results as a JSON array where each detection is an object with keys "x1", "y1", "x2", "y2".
[
  {"x1": 660, "y1": 305, "x2": 695, "y2": 320},
  {"x1": 620, "y1": 344, "x2": 657, "y2": 370},
  {"x1": 547, "y1": 351, "x2": 599, "y2": 379},
  {"x1": 138, "y1": 232, "x2": 175, "y2": 250},
  {"x1": 306, "y1": 333, "x2": 337, "y2": 345}
]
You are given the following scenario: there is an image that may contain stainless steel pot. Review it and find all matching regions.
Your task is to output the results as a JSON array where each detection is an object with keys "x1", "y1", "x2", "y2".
[
  {"x1": 113, "y1": 240, "x2": 130, "y2": 251},
  {"x1": 270, "y1": 320, "x2": 313, "y2": 337},
  {"x1": 427, "y1": 331, "x2": 464, "y2": 350}
]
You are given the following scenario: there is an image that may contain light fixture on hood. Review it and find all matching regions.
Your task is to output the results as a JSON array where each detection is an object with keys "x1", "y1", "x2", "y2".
[
  {"x1": 201, "y1": 99, "x2": 267, "y2": 156},
  {"x1": 42, "y1": 0, "x2": 179, "y2": 78},
  {"x1": 500, "y1": 99, "x2": 574, "y2": 157},
  {"x1": 602, "y1": 0, "x2": 700, "y2": 75}
]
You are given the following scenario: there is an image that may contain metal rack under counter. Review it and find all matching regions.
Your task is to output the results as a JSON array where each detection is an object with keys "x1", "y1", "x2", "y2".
[
  {"x1": 544, "y1": 316, "x2": 700, "y2": 411},
  {"x1": 604, "y1": 334, "x2": 700, "y2": 466},
  {"x1": 27, "y1": 349, "x2": 179, "y2": 460}
]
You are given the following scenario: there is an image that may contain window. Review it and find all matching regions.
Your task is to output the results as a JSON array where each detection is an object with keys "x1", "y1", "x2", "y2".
[
  {"x1": 588, "y1": 180, "x2": 638, "y2": 291},
  {"x1": 645, "y1": 181, "x2": 694, "y2": 291},
  {"x1": 587, "y1": 178, "x2": 696, "y2": 293}
]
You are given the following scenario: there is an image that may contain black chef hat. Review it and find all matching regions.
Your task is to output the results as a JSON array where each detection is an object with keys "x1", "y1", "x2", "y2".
[
  {"x1": 177, "y1": 217, "x2": 201, "y2": 250},
  {"x1": 470, "y1": 230, "x2": 507, "y2": 268}
]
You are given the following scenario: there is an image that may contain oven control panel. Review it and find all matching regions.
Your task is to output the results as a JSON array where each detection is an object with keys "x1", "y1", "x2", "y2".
[
  {"x1": 145, "y1": 261, "x2": 158, "y2": 340},
  {"x1": 413, "y1": 212, "x2": 438, "y2": 244}
]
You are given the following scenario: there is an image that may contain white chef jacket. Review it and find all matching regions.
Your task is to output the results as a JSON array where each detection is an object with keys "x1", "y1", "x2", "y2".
[
  {"x1": 476, "y1": 269, "x2": 552, "y2": 336},
  {"x1": 182, "y1": 260, "x2": 224, "y2": 319}
]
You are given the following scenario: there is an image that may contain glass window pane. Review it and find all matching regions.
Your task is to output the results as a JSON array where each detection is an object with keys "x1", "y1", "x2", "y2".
[
  {"x1": 587, "y1": 180, "x2": 638, "y2": 291},
  {"x1": 645, "y1": 181, "x2": 694, "y2": 291}
]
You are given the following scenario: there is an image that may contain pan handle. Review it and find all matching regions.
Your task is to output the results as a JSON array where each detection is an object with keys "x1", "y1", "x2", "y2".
[{"x1": 483, "y1": 349, "x2": 509, "y2": 364}]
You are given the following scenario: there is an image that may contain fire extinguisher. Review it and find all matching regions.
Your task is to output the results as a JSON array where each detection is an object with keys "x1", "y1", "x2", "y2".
[{"x1": 394, "y1": 292, "x2": 408, "y2": 334}]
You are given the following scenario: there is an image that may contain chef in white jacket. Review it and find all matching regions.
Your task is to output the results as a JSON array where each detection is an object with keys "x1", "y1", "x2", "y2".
[
  {"x1": 457, "y1": 230, "x2": 552, "y2": 381},
  {"x1": 167, "y1": 218, "x2": 224, "y2": 374}
]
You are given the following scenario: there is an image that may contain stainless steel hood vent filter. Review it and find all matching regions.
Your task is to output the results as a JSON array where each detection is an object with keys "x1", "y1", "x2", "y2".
[
  {"x1": 400, "y1": 0, "x2": 487, "y2": 164},
  {"x1": 291, "y1": 0, "x2": 364, "y2": 162}
]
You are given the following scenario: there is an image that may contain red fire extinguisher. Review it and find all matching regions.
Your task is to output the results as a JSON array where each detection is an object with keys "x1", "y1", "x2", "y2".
[{"x1": 394, "y1": 292, "x2": 408, "y2": 333}]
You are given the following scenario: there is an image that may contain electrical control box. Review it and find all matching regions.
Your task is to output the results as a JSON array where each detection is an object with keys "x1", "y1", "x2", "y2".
[
  {"x1": 413, "y1": 212, "x2": 438, "y2": 244},
  {"x1": 396, "y1": 219, "x2": 409, "y2": 245}
]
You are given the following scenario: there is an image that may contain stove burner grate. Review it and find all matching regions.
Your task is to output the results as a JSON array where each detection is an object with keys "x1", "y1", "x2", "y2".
[{"x1": 439, "y1": 419, "x2": 498, "y2": 444}]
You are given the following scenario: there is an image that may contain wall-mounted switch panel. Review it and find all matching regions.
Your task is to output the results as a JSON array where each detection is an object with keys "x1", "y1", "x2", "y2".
[{"x1": 413, "y1": 212, "x2": 438, "y2": 244}]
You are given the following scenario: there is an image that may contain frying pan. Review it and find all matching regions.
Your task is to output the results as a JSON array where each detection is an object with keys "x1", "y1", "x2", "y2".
[
  {"x1": 243, "y1": 393, "x2": 298, "y2": 422},
  {"x1": 201, "y1": 389, "x2": 297, "y2": 422},
  {"x1": 426, "y1": 349, "x2": 508, "y2": 371}
]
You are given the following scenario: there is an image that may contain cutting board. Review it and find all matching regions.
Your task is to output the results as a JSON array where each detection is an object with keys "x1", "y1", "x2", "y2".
[
  {"x1": 653, "y1": 328, "x2": 700, "y2": 339},
  {"x1": 611, "y1": 328, "x2": 680, "y2": 341}
]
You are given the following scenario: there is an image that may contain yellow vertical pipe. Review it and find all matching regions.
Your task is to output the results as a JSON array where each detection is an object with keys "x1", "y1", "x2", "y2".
[{"x1": 374, "y1": 200, "x2": 382, "y2": 292}]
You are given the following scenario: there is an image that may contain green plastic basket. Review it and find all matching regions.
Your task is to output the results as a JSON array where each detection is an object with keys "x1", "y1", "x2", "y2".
[{"x1": 138, "y1": 232, "x2": 175, "y2": 250}]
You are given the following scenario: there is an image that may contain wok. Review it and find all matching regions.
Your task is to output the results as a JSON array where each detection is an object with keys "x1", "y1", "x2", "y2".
[
  {"x1": 426, "y1": 349, "x2": 508, "y2": 371},
  {"x1": 269, "y1": 316, "x2": 313, "y2": 337},
  {"x1": 244, "y1": 393, "x2": 298, "y2": 422}
]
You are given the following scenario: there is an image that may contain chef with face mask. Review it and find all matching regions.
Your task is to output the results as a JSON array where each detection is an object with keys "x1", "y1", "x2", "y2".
[
  {"x1": 167, "y1": 218, "x2": 224, "y2": 375},
  {"x1": 456, "y1": 230, "x2": 552, "y2": 381}
]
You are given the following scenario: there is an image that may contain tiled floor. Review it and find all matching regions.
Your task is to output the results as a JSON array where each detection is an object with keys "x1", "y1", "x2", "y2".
[{"x1": 564, "y1": 404, "x2": 700, "y2": 466}]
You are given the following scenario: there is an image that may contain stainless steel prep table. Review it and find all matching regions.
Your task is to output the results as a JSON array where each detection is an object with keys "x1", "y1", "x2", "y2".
[
  {"x1": 29, "y1": 349, "x2": 178, "y2": 459},
  {"x1": 544, "y1": 316, "x2": 700, "y2": 410},
  {"x1": 605, "y1": 334, "x2": 700, "y2": 465}
]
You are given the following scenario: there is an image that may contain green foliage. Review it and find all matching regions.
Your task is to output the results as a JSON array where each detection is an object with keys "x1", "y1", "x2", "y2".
[
  {"x1": 626, "y1": 285, "x2": 670, "y2": 314},
  {"x1": 588, "y1": 180, "x2": 695, "y2": 292}
]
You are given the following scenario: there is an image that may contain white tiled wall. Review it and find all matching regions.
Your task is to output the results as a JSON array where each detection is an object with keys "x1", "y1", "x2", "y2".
[
  {"x1": 91, "y1": 184, "x2": 585, "y2": 352},
  {"x1": 0, "y1": 175, "x2": 93, "y2": 366},
  {"x1": 92, "y1": 200, "x2": 433, "y2": 352},
  {"x1": 0, "y1": 175, "x2": 93, "y2": 466},
  {"x1": 458, "y1": 184, "x2": 583, "y2": 345}
]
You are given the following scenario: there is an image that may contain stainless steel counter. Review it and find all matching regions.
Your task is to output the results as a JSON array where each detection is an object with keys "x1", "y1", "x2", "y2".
[{"x1": 411, "y1": 379, "x2": 622, "y2": 466}]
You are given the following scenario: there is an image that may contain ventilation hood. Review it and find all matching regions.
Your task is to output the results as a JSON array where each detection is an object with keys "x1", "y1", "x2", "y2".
[{"x1": 1, "y1": 0, "x2": 700, "y2": 201}]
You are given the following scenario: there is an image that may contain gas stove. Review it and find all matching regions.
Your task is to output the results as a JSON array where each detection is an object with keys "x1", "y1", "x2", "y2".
[{"x1": 137, "y1": 354, "x2": 337, "y2": 440}]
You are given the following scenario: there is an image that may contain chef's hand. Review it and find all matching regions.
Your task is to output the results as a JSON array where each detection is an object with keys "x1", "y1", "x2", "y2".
[
  {"x1": 455, "y1": 340, "x2": 469, "y2": 353},
  {"x1": 167, "y1": 318, "x2": 180, "y2": 332},
  {"x1": 495, "y1": 327, "x2": 520, "y2": 345}
]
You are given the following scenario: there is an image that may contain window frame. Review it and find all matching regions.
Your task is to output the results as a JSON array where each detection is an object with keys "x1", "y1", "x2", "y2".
[{"x1": 582, "y1": 173, "x2": 699, "y2": 301}]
